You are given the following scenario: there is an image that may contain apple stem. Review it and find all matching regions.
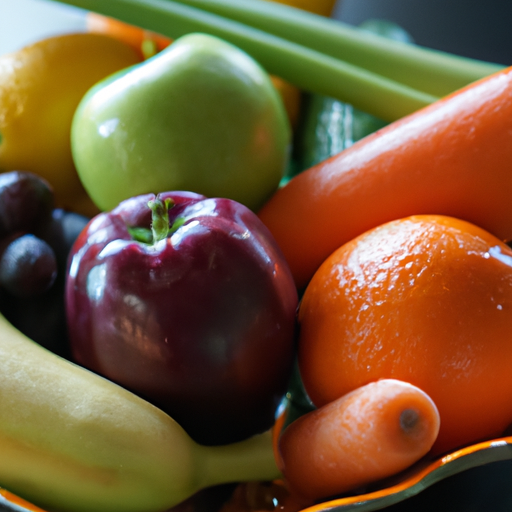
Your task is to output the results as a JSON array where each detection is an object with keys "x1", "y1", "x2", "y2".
[
  {"x1": 149, "y1": 196, "x2": 174, "y2": 243},
  {"x1": 127, "y1": 196, "x2": 186, "y2": 244}
]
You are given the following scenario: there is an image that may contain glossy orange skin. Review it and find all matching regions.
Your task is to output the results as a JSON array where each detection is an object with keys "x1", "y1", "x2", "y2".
[
  {"x1": 258, "y1": 66, "x2": 512, "y2": 290},
  {"x1": 298, "y1": 215, "x2": 512, "y2": 455}
]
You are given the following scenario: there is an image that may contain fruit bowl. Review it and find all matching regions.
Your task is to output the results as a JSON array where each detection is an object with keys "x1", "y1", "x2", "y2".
[
  {"x1": 2, "y1": 1, "x2": 512, "y2": 512},
  {"x1": 2, "y1": 435, "x2": 512, "y2": 512}
]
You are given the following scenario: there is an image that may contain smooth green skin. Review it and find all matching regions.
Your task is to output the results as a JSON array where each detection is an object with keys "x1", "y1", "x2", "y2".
[{"x1": 71, "y1": 33, "x2": 291, "y2": 212}]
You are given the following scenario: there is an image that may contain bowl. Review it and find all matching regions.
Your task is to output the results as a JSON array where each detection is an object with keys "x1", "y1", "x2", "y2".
[
  {"x1": 3, "y1": 435, "x2": 512, "y2": 512},
  {"x1": 1, "y1": 1, "x2": 512, "y2": 512}
]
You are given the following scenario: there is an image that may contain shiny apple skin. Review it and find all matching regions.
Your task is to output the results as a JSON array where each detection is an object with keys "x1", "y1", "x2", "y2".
[{"x1": 65, "y1": 191, "x2": 298, "y2": 445}]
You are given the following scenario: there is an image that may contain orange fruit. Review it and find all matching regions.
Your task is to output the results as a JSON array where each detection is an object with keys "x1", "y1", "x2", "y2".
[
  {"x1": 298, "y1": 214, "x2": 512, "y2": 454},
  {"x1": 0, "y1": 33, "x2": 142, "y2": 217}
]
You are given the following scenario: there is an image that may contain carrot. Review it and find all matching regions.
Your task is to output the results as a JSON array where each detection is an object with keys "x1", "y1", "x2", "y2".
[
  {"x1": 277, "y1": 379, "x2": 440, "y2": 501},
  {"x1": 258, "y1": 66, "x2": 512, "y2": 290},
  {"x1": 86, "y1": 12, "x2": 172, "y2": 58},
  {"x1": 268, "y1": 0, "x2": 337, "y2": 17}
]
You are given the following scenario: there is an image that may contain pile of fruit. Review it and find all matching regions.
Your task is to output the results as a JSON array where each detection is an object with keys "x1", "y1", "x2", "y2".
[{"x1": 1, "y1": 1, "x2": 512, "y2": 512}]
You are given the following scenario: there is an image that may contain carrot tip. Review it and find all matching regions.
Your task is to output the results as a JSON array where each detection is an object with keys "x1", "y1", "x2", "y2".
[{"x1": 400, "y1": 408, "x2": 420, "y2": 432}]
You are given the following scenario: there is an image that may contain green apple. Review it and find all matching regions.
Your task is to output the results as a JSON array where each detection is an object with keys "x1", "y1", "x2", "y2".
[{"x1": 71, "y1": 33, "x2": 291, "y2": 212}]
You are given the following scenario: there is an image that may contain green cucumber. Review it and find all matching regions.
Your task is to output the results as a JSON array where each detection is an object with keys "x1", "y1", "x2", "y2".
[{"x1": 289, "y1": 20, "x2": 415, "y2": 178}]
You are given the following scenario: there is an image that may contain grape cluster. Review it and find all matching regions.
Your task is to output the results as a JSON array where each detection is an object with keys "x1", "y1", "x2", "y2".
[{"x1": 0, "y1": 171, "x2": 89, "y2": 357}]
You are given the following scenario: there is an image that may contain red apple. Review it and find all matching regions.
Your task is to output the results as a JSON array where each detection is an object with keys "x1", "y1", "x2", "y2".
[{"x1": 65, "y1": 191, "x2": 298, "y2": 445}]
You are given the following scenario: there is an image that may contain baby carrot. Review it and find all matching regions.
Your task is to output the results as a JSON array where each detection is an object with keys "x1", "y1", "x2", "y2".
[
  {"x1": 258, "y1": 66, "x2": 512, "y2": 289},
  {"x1": 277, "y1": 379, "x2": 440, "y2": 501}
]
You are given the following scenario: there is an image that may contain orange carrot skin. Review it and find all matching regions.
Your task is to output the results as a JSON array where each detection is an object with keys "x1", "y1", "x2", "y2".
[
  {"x1": 86, "y1": 12, "x2": 172, "y2": 57},
  {"x1": 278, "y1": 379, "x2": 440, "y2": 501},
  {"x1": 258, "y1": 66, "x2": 512, "y2": 290}
]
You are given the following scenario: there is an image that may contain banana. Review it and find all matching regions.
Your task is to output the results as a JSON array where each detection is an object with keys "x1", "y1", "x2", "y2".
[{"x1": 0, "y1": 312, "x2": 279, "y2": 512}]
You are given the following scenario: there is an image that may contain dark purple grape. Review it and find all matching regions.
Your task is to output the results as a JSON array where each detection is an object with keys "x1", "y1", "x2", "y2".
[
  {"x1": 36, "y1": 208, "x2": 90, "y2": 269},
  {"x1": 0, "y1": 171, "x2": 54, "y2": 236},
  {"x1": 0, "y1": 234, "x2": 58, "y2": 298}
]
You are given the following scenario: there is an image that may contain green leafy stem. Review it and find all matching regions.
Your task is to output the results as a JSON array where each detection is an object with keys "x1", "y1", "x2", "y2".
[{"x1": 50, "y1": 0, "x2": 504, "y2": 122}]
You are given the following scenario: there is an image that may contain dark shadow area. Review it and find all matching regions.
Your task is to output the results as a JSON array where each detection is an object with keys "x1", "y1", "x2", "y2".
[{"x1": 380, "y1": 459, "x2": 512, "y2": 512}]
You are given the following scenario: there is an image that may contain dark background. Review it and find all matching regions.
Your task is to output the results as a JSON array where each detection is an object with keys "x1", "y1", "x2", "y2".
[{"x1": 333, "y1": 0, "x2": 512, "y2": 65}]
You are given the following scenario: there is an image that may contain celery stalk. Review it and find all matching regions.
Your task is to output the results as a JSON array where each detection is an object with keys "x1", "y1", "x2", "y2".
[
  {"x1": 169, "y1": 0, "x2": 504, "y2": 97},
  {"x1": 50, "y1": 0, "x2": 437, "y2": 122}
]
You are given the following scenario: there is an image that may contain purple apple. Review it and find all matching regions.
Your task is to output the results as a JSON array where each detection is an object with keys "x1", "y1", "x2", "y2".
[{"x1": 65, "y1": 191, "x2": 298, "y2": 445}]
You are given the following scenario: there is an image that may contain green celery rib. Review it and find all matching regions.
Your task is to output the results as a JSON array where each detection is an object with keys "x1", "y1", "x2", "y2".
[
  {"x1": 50, "y1": 0, "x2": 437, "y2": 122},
  {"x1": 168, "y1": 0, "x2": 505, "y2": 97}
]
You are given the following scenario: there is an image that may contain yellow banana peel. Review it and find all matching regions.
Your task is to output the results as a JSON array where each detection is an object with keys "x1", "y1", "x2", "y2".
[{"x1": 0, "y1": 312, "x2": 279, "y2": 512}]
